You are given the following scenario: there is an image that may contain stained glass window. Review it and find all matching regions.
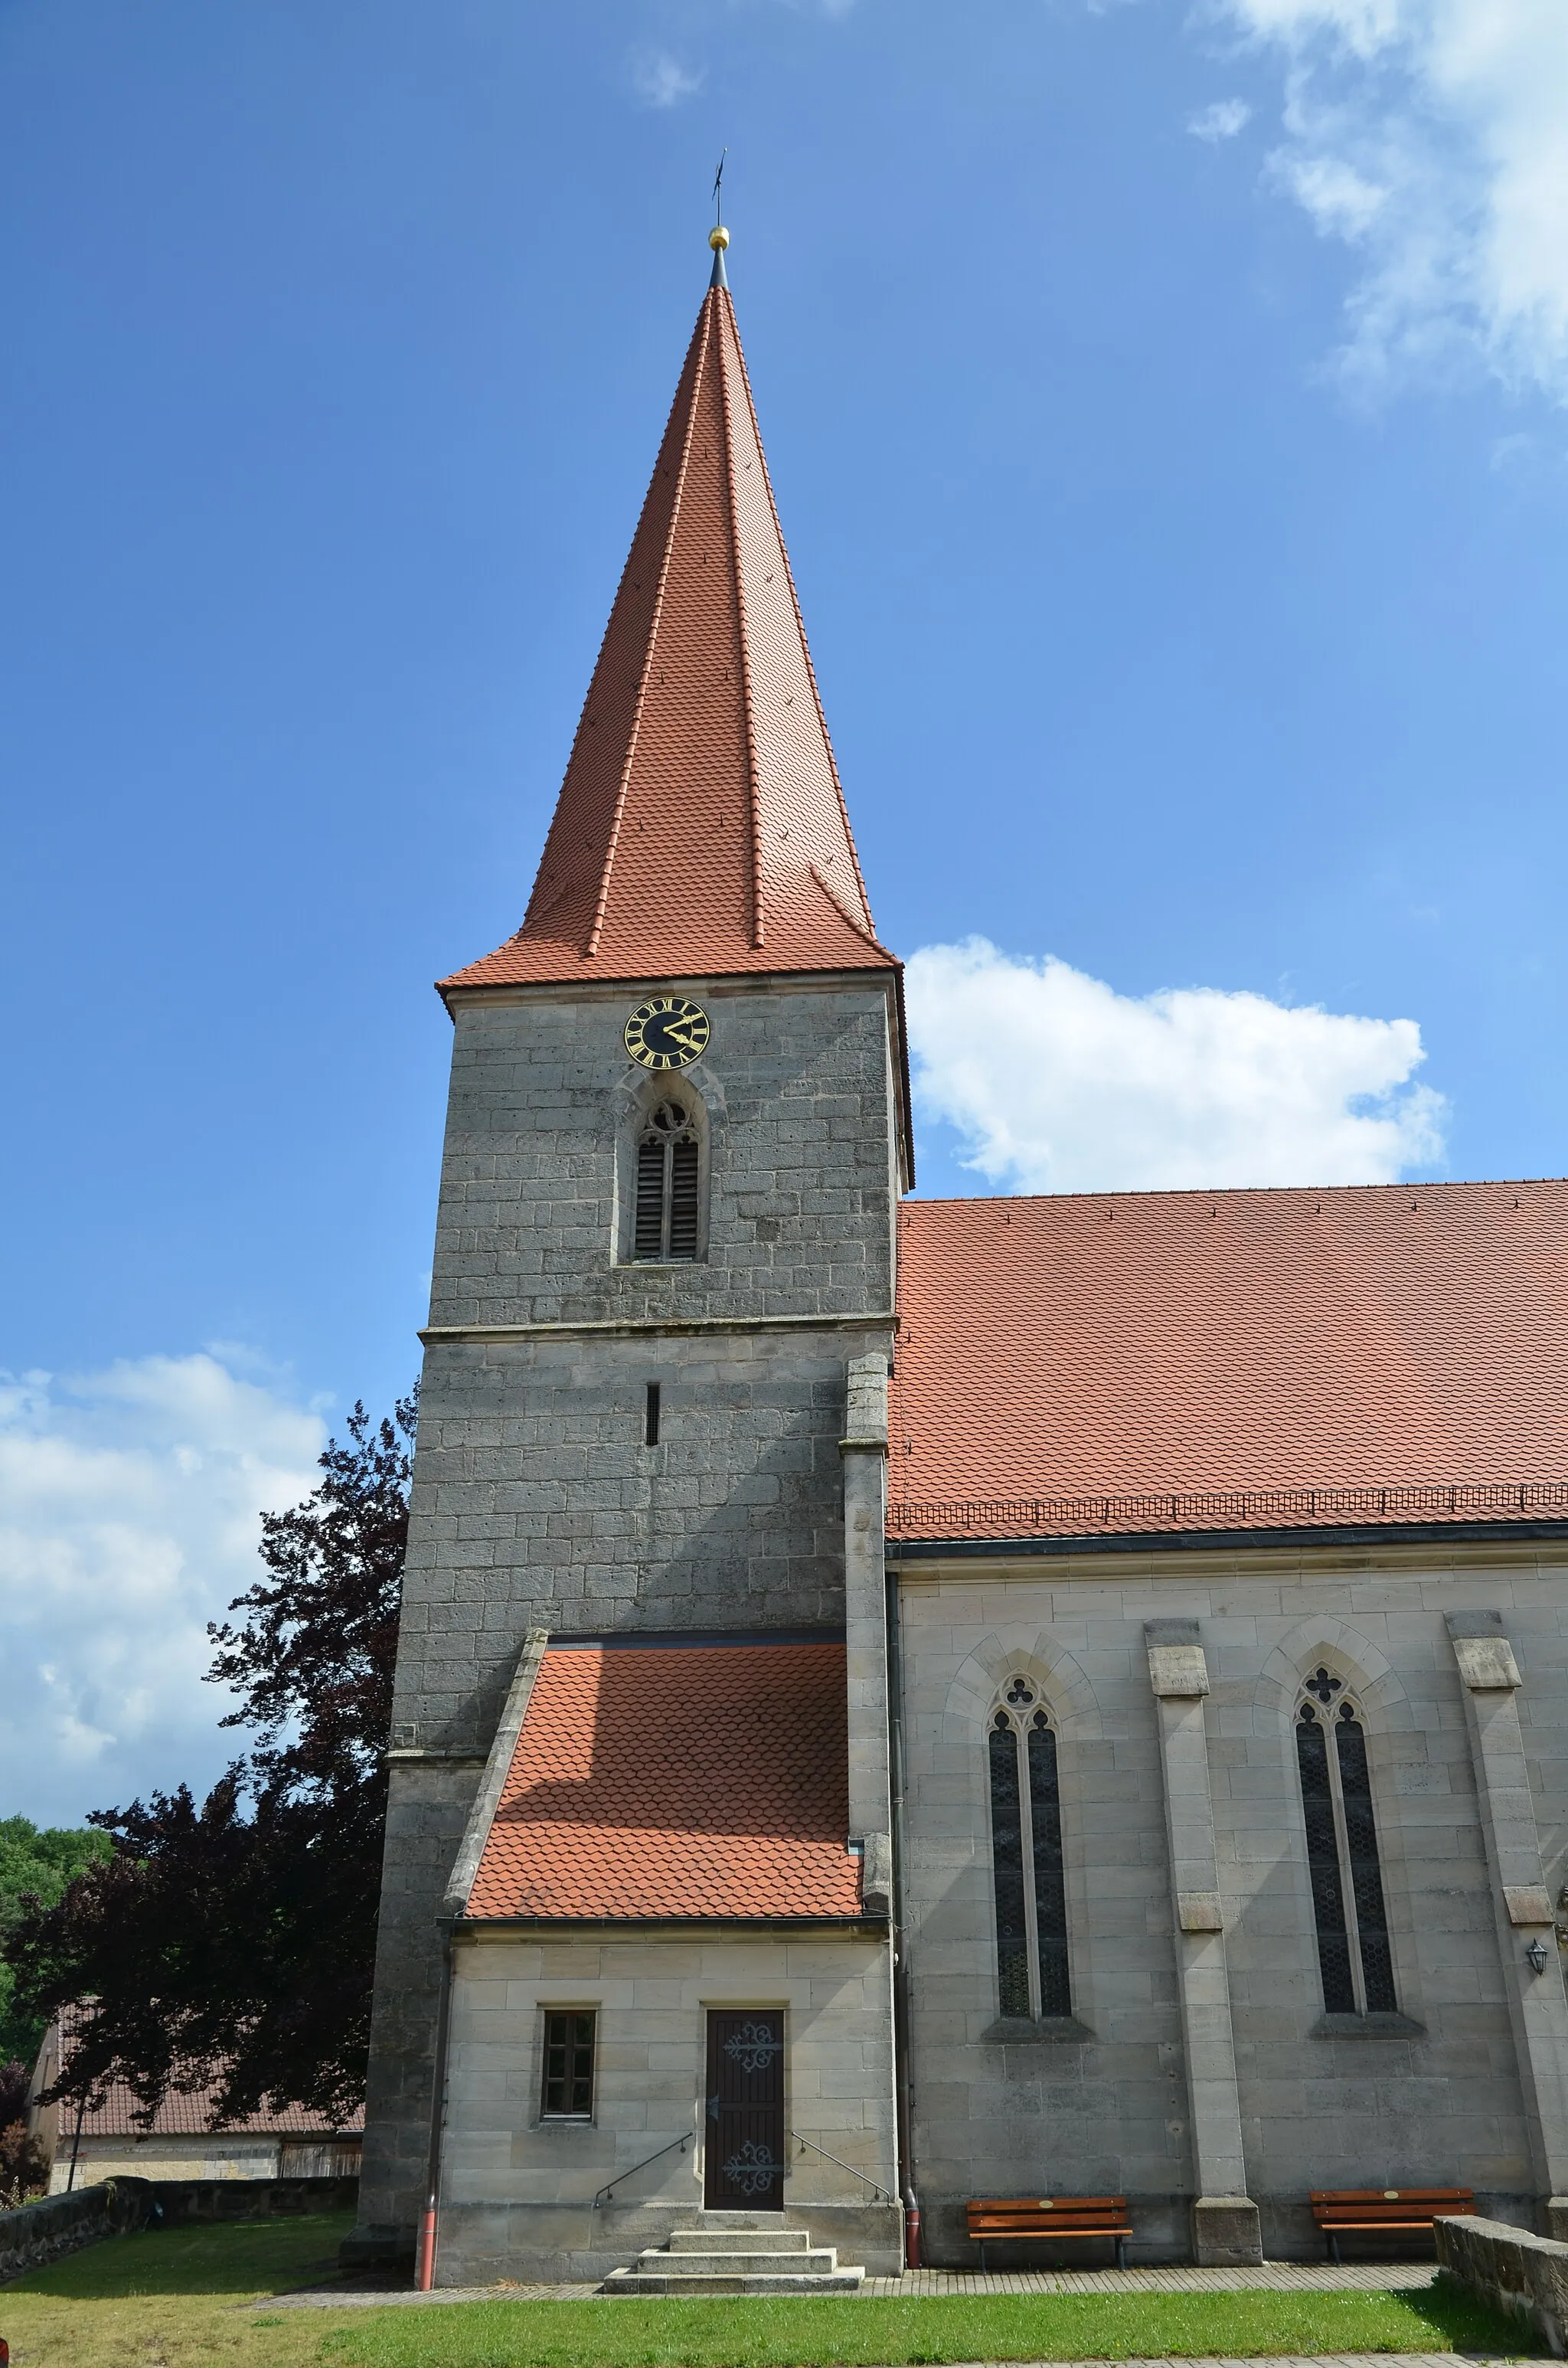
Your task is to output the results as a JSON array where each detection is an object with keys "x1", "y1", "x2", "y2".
[
  {"x1": 988, "y1": 1712, "x2": 1031, "y2": 2017},
  {"x1": 987, "y1": 1688, "x2": 1073, "y2": 2019},
  {"x1": 1296, "y1": 1688, "x2": 1396, "y2": 2016}
]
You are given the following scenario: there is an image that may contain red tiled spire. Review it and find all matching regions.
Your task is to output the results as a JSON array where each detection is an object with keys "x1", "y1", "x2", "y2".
[{"x1": 442, "y1": 263, "x2": 894, "y2": 995}]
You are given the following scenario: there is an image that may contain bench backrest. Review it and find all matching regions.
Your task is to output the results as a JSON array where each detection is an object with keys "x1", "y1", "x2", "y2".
[
  {"x1": 968, "y1": 2196, "x2": 1128, "y2": 2234},
  {"x1": 1311, "y1": 2188, "x2": 1472, "y2": 2225}
]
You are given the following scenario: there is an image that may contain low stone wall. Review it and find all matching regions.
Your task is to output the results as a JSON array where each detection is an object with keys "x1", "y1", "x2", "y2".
[
  {"x1": 1436, "y1": 2213, "x2": 1568, "y2": 2355},
  {"x1": 1, "y1": 2173, "x2": 358, "y2": 2285},
  {"x1": 150, "y1": 2174, "x2": 358, "y2": 2225},
  {"x1": 0, "y1": 2176, "x2": 155, "y2": 2285}
]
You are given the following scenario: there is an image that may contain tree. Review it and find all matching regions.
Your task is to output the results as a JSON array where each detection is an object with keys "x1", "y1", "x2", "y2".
[
  {"x1": 11, "y1": 1393, "x2": 413, "y2": 2131},
  {"x1": 0, "y1": 2057, "x2": 47, "y2": 2207},
  {"x1": 0, "y1": 1819, "x2": 113, "y2": 2065}
]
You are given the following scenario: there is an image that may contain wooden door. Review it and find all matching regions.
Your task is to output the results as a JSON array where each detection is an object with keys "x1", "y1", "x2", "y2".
[{"x1": 704, "y1": 2010, "x2": 785, "y2": 2209}]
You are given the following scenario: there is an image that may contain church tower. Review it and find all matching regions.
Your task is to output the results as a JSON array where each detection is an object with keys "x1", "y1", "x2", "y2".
[{"x1": 353, "y1": 234, "x2": 910, "y2": 2280}]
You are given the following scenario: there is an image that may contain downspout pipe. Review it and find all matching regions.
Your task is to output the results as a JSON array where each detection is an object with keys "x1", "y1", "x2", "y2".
[
  {"x1": 887, "y1": 1565, "x2": 920, "y2": 2270},
  {"x1": 417, "y1": 1925, "x2": 456, "y2": 2291}
]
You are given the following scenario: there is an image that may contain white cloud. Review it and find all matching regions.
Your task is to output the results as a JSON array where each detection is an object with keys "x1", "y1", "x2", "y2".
[
  {"x1": 630, "y1": 49, "x2": 706, "y2": 108},
  {"x1": 1204, "y1": 0, "x2": 1568, "y2": 400},
  {"x1": 1189, "y1": 96, "x2": 1255, "y2": 139},
  {"x1": 0, "y1": 1356, "x2": 325, "y2": 1826},
  {"x1": 906, "y1": 937, "x2": 1446, "y2": 1194}
]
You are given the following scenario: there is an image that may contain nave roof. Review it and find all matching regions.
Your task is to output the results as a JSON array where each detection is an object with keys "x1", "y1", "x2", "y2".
[{"x1": 890, "y1": 1177, "x2": 1568, "y2": 1542}]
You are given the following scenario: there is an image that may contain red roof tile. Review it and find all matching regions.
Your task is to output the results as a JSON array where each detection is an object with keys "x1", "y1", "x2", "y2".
[
  {"x1": 443, "y1": 278, "x2": 895, "y2": 996},
  {"x1": 889, "y1": 1181, "x2": 1568, "y2": 1539},
  {"x1": 42, "y1": 2014, "x2": 362, "y2": 2138},
  {"x1": 465, "y1": 1642, "x2": 863, "y2": 1921}
]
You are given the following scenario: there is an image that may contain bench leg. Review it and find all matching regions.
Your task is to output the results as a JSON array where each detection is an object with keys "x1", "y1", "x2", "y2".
[
  {"x1": 1116, "y1": 2237, "x2": 1126, "y2": 2272},
  {"x1": 979, "y1": 2242, "x2": 986, "y2": 2274},
  {"x1": 1328, "y1": 2232, "x2": 1341, "y2": 2268}
]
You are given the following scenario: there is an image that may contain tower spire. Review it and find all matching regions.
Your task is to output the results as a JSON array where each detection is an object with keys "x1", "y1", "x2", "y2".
[{"x1": 442, "y1": 234, "x2": 893, "y2": 996}]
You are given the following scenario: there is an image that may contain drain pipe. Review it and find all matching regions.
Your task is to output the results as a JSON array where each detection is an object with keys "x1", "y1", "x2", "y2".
[
  {"x1": 886, "y1": 1564, "x2": 920, "y2": 2270},
  {"x1": 417, "y1": 1927, "x2": 456, "y2": 2291}
]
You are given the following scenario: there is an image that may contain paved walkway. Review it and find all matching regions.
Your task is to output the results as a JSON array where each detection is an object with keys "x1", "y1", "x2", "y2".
[{"x1": 266, "y1": 2260, "x2": 1443, "y2": 2309}]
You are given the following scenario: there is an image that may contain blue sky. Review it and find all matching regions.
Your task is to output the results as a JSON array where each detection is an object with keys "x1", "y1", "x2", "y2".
[{"x1": 3, "y1": 0, "x2": 1566, "y2": 1820}]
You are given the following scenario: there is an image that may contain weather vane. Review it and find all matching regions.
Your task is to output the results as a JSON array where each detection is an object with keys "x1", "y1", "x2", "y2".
[{"x1": 709, "y1": 149, "x2": 730, "y2": 263}]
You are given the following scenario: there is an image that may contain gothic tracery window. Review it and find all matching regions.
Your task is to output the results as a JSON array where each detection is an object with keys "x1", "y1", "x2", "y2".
[
  {"x1": 987, "y1": 1681, "x2": 1072, "y2": 2018},
  {"x1": 632, "y1": 1097, "x2": 701, "y2": 1262},
  {"x1": 1295, "y1": 1670, "x2": 1397, "y2": 2016}
]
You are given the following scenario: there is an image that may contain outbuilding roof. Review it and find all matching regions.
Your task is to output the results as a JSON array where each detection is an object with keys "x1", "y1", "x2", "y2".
[
  {"x1": 35, "y1": 2013, "x2": 363, "y2": 2139},
  {"x1": 889, "y1": 1179, "x2": 1568, "y2": 1541},
  {"x1": 464, "y1": 1639, "x2": 863, "y2": 1922}
]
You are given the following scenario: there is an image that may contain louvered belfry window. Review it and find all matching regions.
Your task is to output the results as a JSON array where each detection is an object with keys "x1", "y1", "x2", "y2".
[
  {"x1": 632, "y1": 1099, "x2": 701, "y2": 1262},
  {"x1": 1295, "y1": 1670, "x2": 1397, "y2": 2015},
  {"x1": 986, "y1": 1681, "x2": 1073, "y2": 2019}
]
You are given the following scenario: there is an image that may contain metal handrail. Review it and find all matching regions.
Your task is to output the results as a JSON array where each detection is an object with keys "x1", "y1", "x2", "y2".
[
  {"x1": 790, "y1": 2130, "x2": 897, "y2": 2206},
  {"x1": 593, "y1": 2131, "x2": 689, "y2": 2208}
]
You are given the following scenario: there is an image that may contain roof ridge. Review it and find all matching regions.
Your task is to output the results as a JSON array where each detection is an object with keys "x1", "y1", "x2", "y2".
[
  {"x1": 586, "y1": 293, "x2": 715, "y2": 959},
  {"x1": 718, "y1": 286, "x2": 877, "y2": 943},
  {"x1": 899, "y1": 1176, "x2": 1565, "y2": 1212},
  {"x1": 713, "y1": 287, "x2": 766, "y2": 949}
]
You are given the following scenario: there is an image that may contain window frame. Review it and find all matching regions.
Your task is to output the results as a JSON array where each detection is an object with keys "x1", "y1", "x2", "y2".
[
  {"x1": 1294, "y1": 1670, "x2": 1398, "y2": 2017},
  {"x1": 539, "y1": 2007, "x2": 596, "y2": 2121},
  {"x1": 621, "y1": 1086, "x2": 708, "y2": 1266},
  {"x1": 985, "y1": 1679, "x2": 1073, "y2": 2020}
]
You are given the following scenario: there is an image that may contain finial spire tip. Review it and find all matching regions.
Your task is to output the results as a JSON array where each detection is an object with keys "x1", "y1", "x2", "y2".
[{"x1": 709, "y1": 150, "x2": 729, "y2": 286}]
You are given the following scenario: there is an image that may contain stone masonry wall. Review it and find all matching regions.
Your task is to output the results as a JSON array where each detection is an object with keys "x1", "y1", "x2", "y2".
[
  {"x1": 394, "y1": 1327, "x2": 866, "y2": 1753},
  {"x1": 428, "y1": 979, "x2": 899, "y2": 1331},
  {"x1": 435, "y1": 1928, "x2": 901, "y2": 2283},
  {"x1": 896, "y1": 1541, "x2": 1568, "y2": 2264}
]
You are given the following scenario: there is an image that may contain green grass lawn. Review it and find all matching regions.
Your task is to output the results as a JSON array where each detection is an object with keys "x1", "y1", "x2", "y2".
[
  {"x1": 0, "y1": 2210, "x2": 353, "y2": 2366},
  {"x1": 315, "y1": 2288, "x2": 1539, "y2": 2368},
  {"x1": 0, "y1": 2212, "x2": 1540, "y2": 2368}
]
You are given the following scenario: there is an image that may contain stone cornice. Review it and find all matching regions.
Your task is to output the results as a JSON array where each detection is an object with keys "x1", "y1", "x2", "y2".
[{"x1": 421, "y1": 1310, "x2": 897, "y2": 1346}]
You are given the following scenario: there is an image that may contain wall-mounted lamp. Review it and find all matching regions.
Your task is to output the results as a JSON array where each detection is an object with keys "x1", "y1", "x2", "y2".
[{"x1": 1526, "y1": 1938, "x2": 1550, "y2": 1977}]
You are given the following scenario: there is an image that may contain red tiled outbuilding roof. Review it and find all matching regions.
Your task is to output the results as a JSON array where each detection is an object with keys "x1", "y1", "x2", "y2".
[
  {"x1": 465, "y1": 1640, "x2": 863, "y2": 1922},
  {"x1": 889, "y1": 1180, "x2": 1568, "y2": 1539},
  {"x1": 64, "y1": 2081, "x2": 364, "y2": 2141},
  {"x1": 442, "y1": 273, "x2": 895, "y2": 996},
  {"x1": 39, "y1": 2014, "x2": 363, "y2": 2138}
]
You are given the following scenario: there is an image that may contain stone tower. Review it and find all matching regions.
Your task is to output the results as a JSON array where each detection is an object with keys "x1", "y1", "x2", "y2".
[{"x1": 351, "y1": 238, "x2": 910, "y2": 2265}]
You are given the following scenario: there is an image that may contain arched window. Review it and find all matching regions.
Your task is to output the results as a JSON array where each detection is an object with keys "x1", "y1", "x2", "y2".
[
  {"x1": 1295, "y1": 1668, "x2": 1396, "y2": 2015},
  {"x1": 986, "y1": 1678, "x2": 1072, "y2": 2019},
  {"x1": 632, "y1": 1097, "x2": 701, "y2": 1263}
]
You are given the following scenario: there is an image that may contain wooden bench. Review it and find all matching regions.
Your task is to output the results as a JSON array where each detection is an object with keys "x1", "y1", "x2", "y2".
[
  {"x1": 1311, "y1": 2187, "x2": 1473, "y2": 2265},
  {"x1": 967, "y1": 2196, "x2": 1132, "y2": 2271}
]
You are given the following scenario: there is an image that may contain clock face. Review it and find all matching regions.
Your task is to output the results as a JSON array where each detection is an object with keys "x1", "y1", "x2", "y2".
[{"x1": 624, "y1": 996, "x2": 710, "y2": 1071}]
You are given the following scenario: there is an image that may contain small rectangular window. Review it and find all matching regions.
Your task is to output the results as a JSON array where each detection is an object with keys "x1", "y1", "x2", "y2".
[
  {"x1": 645, "y1": 1382, "x2": 661, "y2": 1446},
  {"x1": 541, "y1": 2010, "x2": 595, "y2": 2118}
]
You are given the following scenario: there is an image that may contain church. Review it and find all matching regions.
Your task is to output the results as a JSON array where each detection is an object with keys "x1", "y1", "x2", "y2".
[{"x1": 350, "y1": 227, "x2": 1568, "y2": 2285}]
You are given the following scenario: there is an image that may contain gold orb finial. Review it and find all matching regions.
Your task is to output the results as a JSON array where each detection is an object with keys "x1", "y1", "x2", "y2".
[{"x1": 709, "y1": 224, "x2": 730, "y2": 252}]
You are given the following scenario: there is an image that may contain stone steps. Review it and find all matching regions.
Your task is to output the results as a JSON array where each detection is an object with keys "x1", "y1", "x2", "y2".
[
  {"x1": 667, "y1": 2227, "x2": 814, "y2": 2252},
  {"x1": 603, "y1": 2219, "x2": 865, "y2": 2296}
]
